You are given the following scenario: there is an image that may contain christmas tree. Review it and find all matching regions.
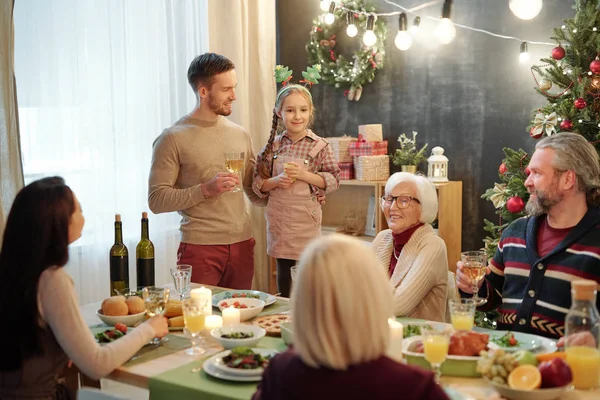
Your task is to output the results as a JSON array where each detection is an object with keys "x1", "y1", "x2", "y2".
[{"x1": 482, "y1": 0, "x2": 600, "y2": 258}]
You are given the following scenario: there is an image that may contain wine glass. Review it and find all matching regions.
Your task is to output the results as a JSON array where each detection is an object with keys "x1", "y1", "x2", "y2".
[
  {"x1": 142, "y1": 286, "x2": 170, "y2": 345},
  {"x1": 461, "y1": 250, "x2": 488, "y2": 306},
  {"x1": 170, "y1": 264, "x2": 192, "y2": 300},
  {"x1": 421, "y1": 323, "x2": 452, "y2": 384},
  {"x1": 182, "y1": 298, "x2": 207, "y2": 356},
  {"x1": 224, "y1": 151, "x2": 244, "y2": 193}
]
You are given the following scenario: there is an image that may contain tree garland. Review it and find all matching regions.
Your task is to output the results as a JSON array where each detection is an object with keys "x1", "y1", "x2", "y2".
[{"x1": 306, "y1": 1, "x2": 387, "y2": 101}]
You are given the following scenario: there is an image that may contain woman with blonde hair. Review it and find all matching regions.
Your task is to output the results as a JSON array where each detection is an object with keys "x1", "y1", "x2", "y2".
[
  {"x1": 372, "y1": 172, "x2": 448, "y2": 321},
  {"x1": 252, "y1": 234, "x2": 449, "y2": 400}
]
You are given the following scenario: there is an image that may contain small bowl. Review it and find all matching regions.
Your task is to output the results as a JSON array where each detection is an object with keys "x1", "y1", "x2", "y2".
[
  {"x1": 486, "y1": 379, "x2": 573, "y2": 400},
  {"x1": 217, "y1": 298, "x2": 265, "y2": 321},
  {"x1": 280, "y1": 321, "x2": 293, "y2": 345},
  {"x1": 210, "y1": 324, "x2": 266, "y2": 349},
  {"x1": 96, "y1": 309, "x2": 146, "y2": 327}
]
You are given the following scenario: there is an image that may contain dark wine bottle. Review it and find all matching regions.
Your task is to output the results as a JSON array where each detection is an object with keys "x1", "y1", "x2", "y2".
[
  {"x1": 109, "y1": 214, "x2": 129, "y2": 296},
  {"x1": 136, "y1": 212, "x2": 155, "y2": 289}
]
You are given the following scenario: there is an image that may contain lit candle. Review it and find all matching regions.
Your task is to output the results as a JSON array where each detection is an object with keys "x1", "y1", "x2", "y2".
[
  {"x1": 387, "y1": 318, "x2": 404, "y2": 363},
  {"x1": 190, "y1": 286, "x2": 212, "y2": 316},
  {"x1": 205, "y1": 315, "x2": 223, "y2": 331},
  {"x1": 222, "y1": 306, "x2": 240, "y2": 326}
]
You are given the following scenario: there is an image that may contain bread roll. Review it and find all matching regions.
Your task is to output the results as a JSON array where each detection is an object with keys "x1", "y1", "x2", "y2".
[
  {"x1": 102, "y1": 297, "x2": 128, "y2": 316},
  {"x1": 126, "y1": 296, "x2": 145, "y2": 315},
  {"x1": 164, "y1": 300, "x2": 183, "y2": 318},
  {"x1": 101, "y1": 295, "x2": 126, "y2": 309},
  {"x1": 168, "y1": 316, "x2": 184, "y2": 327}
]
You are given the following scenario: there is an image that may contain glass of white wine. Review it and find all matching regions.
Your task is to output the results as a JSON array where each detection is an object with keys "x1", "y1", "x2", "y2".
[
  {"x1": 224, "y1": 151, "x2": 244, "y2": 193},
  {"x1": 182, "y1": 298, "x2": 207, "y2": 356},
  {"x1": 461, "y1": 250, "x2": 488, "y2": 306},
  {"x1": 142, "y1": 286, "x2": 170, "y2": 345}
]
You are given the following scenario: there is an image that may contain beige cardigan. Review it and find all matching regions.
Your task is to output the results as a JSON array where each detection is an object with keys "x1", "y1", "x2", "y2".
[{"x1": 372, "y1": 225, "x2": 448, "y2": 322}]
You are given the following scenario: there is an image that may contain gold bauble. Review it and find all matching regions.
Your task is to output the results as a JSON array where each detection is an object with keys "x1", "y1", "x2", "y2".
[
  {"x1": 591, "y1": 76, "x2": 600, "y2": 90},
  {"x1": 539, "y1": 78, "x2": 552, "y2": 91}
]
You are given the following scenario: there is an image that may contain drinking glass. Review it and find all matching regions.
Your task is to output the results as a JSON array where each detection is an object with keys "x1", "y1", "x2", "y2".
[
  {"x1": 170, "y1": 264, "x2": 192, "y2": 300},
  {"x1": 182, "y1": 298, "x2": 207, "y2": 356},
  {"x1": 449, "y1": 298, "x2": 476, "y2": 331},
  {"x1": 461, "y1": 250, "x2": 488, "y2": 306},
  {"x1": 142, "y1": 286, "x2": 170, "y2": 345},
  {"x1": 224, "y1": 151, "x2": 244, "y2": 192},
  {"x1": 421, "y1": 323, "x2": 452, "y2": 384}
]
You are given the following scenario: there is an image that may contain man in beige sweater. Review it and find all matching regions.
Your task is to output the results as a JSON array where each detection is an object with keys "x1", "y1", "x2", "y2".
[{"x1": 148, "y1": 53, "x2": 260, "y2": 289}]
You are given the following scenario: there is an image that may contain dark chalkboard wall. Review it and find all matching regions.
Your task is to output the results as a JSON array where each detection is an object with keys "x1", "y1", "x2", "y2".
[{"x1": 276, "y1": 0, "x2": 574, "y2": 251}]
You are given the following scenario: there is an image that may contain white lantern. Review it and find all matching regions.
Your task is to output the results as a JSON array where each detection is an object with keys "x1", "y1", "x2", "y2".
[{"x1": 427, "y1": 146, "x2": 449, "y2": 182}]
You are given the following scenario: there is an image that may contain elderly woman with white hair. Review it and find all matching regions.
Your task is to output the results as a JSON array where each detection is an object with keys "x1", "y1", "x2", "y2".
[
  {"x1": 252, "y1": 234, "x2": 450, "y2": 400},
  {"x1": 372, "y1": 172, "x2": 448, "y2": 321}
]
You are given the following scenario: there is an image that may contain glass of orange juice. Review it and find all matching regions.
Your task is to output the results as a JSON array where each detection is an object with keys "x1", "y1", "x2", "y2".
[
  {"x1": 421, "y1": 323, "x2": 452, "y2": 384},
  {"x1": 183, "y1": 298, "x2": 207, "y2": 356},
  {"x1": 449, "y1": 298, "x2": 476, "y2": 331}
]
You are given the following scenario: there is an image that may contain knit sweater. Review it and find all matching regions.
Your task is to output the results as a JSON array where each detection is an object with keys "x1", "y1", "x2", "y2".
[
  {"x1": 475, "y1": 208, "x2": 600, "y2": 339},
  {"x1": 372, "y1": 225, "x2": 448, "y2": 321},
  {"x1": 148, "y1": 116, "x2": 260, "y2": 245}
]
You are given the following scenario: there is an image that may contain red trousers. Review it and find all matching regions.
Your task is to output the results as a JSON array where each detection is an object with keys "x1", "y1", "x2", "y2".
[{"x1": 177, "y1": 238, "x2": 255, "y2": 290}]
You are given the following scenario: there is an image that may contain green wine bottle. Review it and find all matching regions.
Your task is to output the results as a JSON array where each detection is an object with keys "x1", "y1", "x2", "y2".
[
  {"x1": 109, "y1": 214, "x2": 129, "y2": 296},
  {"x1": 136, "y1": 212, "x2": 155, "y2": 289}
]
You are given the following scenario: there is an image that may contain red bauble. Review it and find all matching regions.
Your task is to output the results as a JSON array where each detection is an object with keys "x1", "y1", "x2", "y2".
[
  {"x1": 560, "y1": 119, "x2": 573, "y2": 131},
  {"x1": 499, "y1": 163, "x2": 508, "y2": 175},
  {"x1": 507, "y1": 196, "x2": 525, "y2": 214},
  {"x1": 530, "y1": 126, "x2": 543, "y2": 139},
  {"x1": 574, "y1": 98, "x2": 587, "y2": 109},
  {"x1": 551, "y1": 46, "x2": 566, "y2": 60},
  {"x1": 525, "y1": 166, "x2": 531, "y2": 176},
  {"x1": 591, "y1": 58, "x2": 600, "y2": 75}
]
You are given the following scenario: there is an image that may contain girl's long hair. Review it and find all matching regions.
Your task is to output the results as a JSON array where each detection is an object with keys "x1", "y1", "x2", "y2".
[{"x1": 0, "y1": 177, "x2": 74, "y2": 371}]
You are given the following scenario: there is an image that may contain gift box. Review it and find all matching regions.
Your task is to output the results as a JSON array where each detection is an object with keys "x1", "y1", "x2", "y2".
[
  {"x1": 338, "y1": 162, "x2": 354, "y2": 180},
  {"x1": 358, "y1": 124, "x2": 383, "y2": 142},
  {"x1": 348, "y1": 140, "x2": 388, "y2": 157},
  {"x1": 354, "y1": 155, "x2": 390, "y2": 181},
  {"x1": 327, "y1": 136, "x2": 357, "y2": 163}
]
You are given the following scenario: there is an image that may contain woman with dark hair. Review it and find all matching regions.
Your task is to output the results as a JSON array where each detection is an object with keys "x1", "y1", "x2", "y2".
[{"x1": 0, "y1": 177, "x2": 168, "y2": 399}]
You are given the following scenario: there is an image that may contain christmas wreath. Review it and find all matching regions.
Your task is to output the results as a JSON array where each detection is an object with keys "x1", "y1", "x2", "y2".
[{"x1": 306, "y1": 1, "x2": 387, "y2": 101}]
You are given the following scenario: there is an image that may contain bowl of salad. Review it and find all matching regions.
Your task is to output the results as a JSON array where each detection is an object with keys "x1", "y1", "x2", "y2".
[
  {"x1": 212, "y1": 346, "x2": 276, "y2": 376},
  {"x1": 210, "y1": 324, "x2": 266, "y2": 349},
  {"x1": 218, "y1": 298, "x2": 265, "y2": 321}
]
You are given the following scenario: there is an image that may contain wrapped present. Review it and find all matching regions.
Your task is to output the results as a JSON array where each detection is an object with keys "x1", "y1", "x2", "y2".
[
  {"x1": 327, "y1": 135, "x2": 357, "y2": 163},
  {"x1": 348, "y1": 140, "x2": 388, "y2": 157},
  {"x1": 354, "y1": 155, "x2": 390, "y2": 181},
  {"x1": 338, "y1": 162, "x2": 354, "y2": 180},
  {"x1": 358, "y1": 124, "x2": 383, "y2": 142}
]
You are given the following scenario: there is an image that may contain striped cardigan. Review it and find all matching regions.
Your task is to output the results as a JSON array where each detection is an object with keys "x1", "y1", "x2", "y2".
[
  {"x1": 372, "y1": 225, "x2": 448, "y2": 322},
  {"x1": 477, "y1": 208, "x2": 600, "y2": 339}
]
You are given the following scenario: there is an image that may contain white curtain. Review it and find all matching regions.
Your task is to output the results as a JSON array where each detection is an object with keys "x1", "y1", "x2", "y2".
[
  {"x1": 0, "y1": 0, "x2": 24, "y2": 240},
  {"x1": 13, "y1": 0, "x2": 209, "y2": 304},
  {"x1": 208, "y1": 0, "x2": 277, "y2": 292}
]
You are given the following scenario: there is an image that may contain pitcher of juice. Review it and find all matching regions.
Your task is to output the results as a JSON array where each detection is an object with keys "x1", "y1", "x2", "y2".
[{"x1": 564, "y1": 279, "x2": 600, "y2": 390}]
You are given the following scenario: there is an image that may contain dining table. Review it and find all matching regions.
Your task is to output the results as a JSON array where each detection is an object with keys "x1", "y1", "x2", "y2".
[{"x1": 81, "y1": 283, "x2": 600, "y2": 400}]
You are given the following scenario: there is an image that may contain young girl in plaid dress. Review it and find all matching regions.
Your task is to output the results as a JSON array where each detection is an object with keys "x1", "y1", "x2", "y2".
[{"x1": 253, "y1": 84, "x2": 340, "y2": 296}]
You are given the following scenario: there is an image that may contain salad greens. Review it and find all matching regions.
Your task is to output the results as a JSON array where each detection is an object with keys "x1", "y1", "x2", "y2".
[
  {"x1": 221, "y1": 331, "x2": 254, "y2": 339},
  {"x1": 222, "y1": 347, "x2": 272, "y2": 369},
  {"x1": 403, "y1": 324, "x2": 422, "y2": 338},
  {"x1": 491, "y1": 331, "x2": 519, "y2": 347}
]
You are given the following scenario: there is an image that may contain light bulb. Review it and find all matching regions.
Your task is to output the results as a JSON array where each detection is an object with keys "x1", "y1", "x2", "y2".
[
  {"x1": 435, "y1": 18, "x2": 456, "y2": 44},
  {"x1": 410, "y1": 16, "x2": 421, "y2": 35},
  {"x1": 509, "y1": 0, "x2": 543, "y2": 21},
  {"x1": 519, "y1": 52, "x2": 529, "y2": 62},
  {"x1": 395, "y1": 31, "x2": 413, "y2": 51},
  {"x1": 320, "y1": 1, "x2": 330, "y2": 12},
  {"x1": 363, "y1": 30, "x2": 377, "y2": 47},
  {"x1": 325, "y1": 12, "x2": 335, "y2": 24},
  {"x1": 346, "y1": 24, "x2": 358, "y2": 37}
]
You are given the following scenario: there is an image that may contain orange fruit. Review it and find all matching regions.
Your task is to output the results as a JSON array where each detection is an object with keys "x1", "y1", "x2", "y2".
[{"x1": 508, "y1": 364, "x2": 542, "y2": 390}]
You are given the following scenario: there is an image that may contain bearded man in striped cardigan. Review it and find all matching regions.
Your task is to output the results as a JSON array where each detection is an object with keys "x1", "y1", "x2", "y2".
[{"x1": 457, "y1": 132, "x2": 600, "y2": 339}]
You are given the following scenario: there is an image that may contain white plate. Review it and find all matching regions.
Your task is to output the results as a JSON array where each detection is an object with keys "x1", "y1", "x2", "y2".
[
  {"x1": 487, "y1": 331, "x2": 557, "y2": 354},
  {"x1": 212, "y1": 290, "x2": 276, "y2": 307},
  {"x1": 210, "y1": 348, "x2": 277, "y2": 377},
  {"x1": 202, "y1": 359, "x2": 264, "y2": 382}
]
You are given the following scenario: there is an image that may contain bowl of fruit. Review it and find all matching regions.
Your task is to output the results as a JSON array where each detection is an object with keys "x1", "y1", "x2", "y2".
[
  {"x1": 478, "y1": 349, "x2": 573, "y2": 400},
  {"x1": 217, "y1": 298, "x2": 265, "y2": 321}
]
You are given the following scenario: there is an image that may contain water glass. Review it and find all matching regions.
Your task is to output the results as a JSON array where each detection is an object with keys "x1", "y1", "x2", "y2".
[
  {"x1": 182, "y1": 298, "x2": 207, "y2": 356},
  {"x1": 461, "y1": 250, "x2": 488, "y2": 306},
  {"x1": 449, "y1": 298, "x2": 476, "y2": 331},
  {"x1": 170, "y1": 264, "x2": 192, "y2": 300},
  {"x1": 421, "y1": 323, "x2": 452, "y2": 384},
  {"x1": 142, "y1": 286, "x2": 170, "y2": 345}
]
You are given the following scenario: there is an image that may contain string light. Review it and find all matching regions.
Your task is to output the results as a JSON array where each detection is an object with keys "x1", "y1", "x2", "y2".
[
  {"x1": 434, "y1": 0, "x2": 456, "y2": 44},
  {"x1": 346, "y1": 11, "x2": 358, "y2": 37},
  {"x1": 319, "y1": 0, "x2": 330, "y2": 12},
  {"x1": 325, "y1": 2, "x2": 336, "y2": 25},
  {"x1": 363, "y1": 15, "x2": 377, "y2": 47},
  {"x1": 509, "y1": 0, "x2": 543, "y2": 21},
  {"x1": 395, "y1": 13, "x2": 413, "y2": 50},
  {"x1": 519, "y1": 41, "x2": 529, "y2": 63},
  {"x1": 410, "y1": 16, "x2": 421, "y2": 35}
]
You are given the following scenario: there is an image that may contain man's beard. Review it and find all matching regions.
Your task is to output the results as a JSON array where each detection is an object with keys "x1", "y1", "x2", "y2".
[
  {"x1": 208, "y1": 95, "x2": 232, "y2": 116},
  {"x1": 525, "y1": 189, "x2": 562, "y2": 216}
]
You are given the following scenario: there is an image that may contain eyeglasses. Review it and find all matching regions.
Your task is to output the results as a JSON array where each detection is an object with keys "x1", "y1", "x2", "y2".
[{"x1": 380, "y1": 195, "x2": 420, "y2": 209}]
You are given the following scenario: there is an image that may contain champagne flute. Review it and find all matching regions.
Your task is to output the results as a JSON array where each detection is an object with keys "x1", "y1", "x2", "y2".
[
  {"x1": 142, "y1": 286, "x2": 170, "y2": 345},
  {"x1": 182, "y1": 298, "x2": 207, "y2": 356},
  {"x1": 170, "y1": 264, "x2": 192, "y2": 300},
  {"x1": 421, "y1": 323, "x2": 452, "y2": 384},
  {"x1": 461, "y1": 250, "x2": 488, "y2": 306},
  {"x1": 224, "y1": 151, "x2": 244, "y2": 193}
]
